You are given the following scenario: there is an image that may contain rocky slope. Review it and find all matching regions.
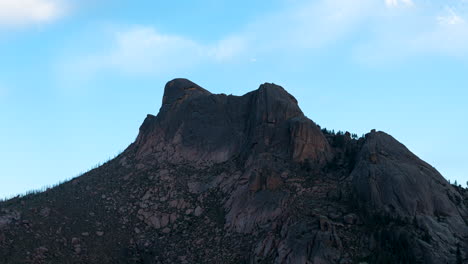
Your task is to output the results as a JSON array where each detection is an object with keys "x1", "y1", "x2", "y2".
[{"x1": 1, "y1": 78, "x2": 467, "y2": 264}]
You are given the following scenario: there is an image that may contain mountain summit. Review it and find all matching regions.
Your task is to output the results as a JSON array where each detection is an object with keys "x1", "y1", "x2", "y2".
[
  {"x1": 134, "y1": 78, "x2": 328, "y2": 165},
  {"x1": 1, "y1": 79, "x2": 467, "y2": 263}
]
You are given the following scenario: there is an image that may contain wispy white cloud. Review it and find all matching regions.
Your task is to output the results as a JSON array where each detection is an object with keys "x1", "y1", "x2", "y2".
[
  {"x1": 106, "y1": 27, "x2": 204, "y2": 75},
  {"x1": 59, "y1": 26, "x2": 248, "y2": 80},
  {"x1": 64, "y1": 0, "x2": 377, "y2": 77},
  {"x1": 209, "y1": 35, "x2": 247, "y2": 62},
  {"x1": 241, "y1": 0, "x2": 377, "y2": 51},
  {"x1": 243, "y1": 0, "x2": 468, "y2": 61},
  {"x1": 60, "y1": 0, "x2": 468, "y2": 79},
  {"x1": 413, "y1": 7, "x2": 468, "y2": 57},
  {"x1": 385, "y1": 0, "x2": 414, "y2": 7},
  {"x1": 437, "y1": 7, "x2": 465, "y2": 25},
  {"x1": 354, "y1": 4, "x2": 468, "y2": 64},
  {"x1": 0, "y1": 0, "x2": 66, "y2": 27}
]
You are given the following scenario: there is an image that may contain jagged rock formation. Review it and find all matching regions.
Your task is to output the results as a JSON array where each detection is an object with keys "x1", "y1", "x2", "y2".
[
  {"x1": 1, "y1": 79, "x2": 467, "y2": 264},
  {"x1": 135, "y1": 79, "x2": 329, "y2": 165}
]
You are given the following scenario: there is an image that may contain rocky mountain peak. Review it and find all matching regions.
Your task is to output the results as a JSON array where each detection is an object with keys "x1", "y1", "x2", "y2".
[
  {"x1": 133, "y1": 79, "x2": 329, "y2": 165},
  {"x1": 257, "y1": 82, "x2": 299, "y2": 103},
  {"x1": 250, "y1": 82, "x2": 302, "y2": 124},
  {"x1": 1, "y1": 79, "x2": 467, "y2": 264},
  {"x1": 161, "y1": 78, "x2": 211, "y2": 109}
]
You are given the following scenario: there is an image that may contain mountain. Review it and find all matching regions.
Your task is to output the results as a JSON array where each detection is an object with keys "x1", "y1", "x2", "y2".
[{"x1": 1, "y1": 78, "x2": 467, "y2": 264}]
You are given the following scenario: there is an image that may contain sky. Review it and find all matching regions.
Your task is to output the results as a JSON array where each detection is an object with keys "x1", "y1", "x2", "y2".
[{"x1": 0, "y1": 0, "x2": 467, "y2": 198}]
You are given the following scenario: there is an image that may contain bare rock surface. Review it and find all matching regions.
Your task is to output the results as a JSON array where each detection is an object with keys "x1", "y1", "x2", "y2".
[
  {"x1": 135, "y1": 79, "x2": 329, "y2": 165},
  {"x1": 0, "y1": 79, "x2": 467, "y2": 264}
]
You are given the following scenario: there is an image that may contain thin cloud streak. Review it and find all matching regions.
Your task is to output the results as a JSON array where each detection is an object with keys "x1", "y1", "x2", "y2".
[
  {"x1": 0, "y1": 0, "x2": 66, "y2": 27},
  {"x1": 354, "y1": 4, "x2": 468, "y2": 64},
  {"x1": 59, "y1": 26, "x2": 249, "y2": 82},
  {"x1": 60, "y1": 0, "x2": 468, "y2": 79},
  {"x1": 385, "y1": 0, "x2": 414, "y2": 7}
]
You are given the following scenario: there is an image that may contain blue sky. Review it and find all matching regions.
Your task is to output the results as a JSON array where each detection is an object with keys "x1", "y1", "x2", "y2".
[{"x1": 1, "y1": 0, "x2": 467, "y2": 198}]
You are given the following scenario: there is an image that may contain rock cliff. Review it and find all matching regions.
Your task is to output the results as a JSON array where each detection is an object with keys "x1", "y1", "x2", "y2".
[{"x1": 1, "y1": 79, "x2": 467, "y2": 264}]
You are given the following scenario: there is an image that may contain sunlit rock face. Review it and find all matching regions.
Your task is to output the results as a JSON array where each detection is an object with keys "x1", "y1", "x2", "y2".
[{"x1": 0, "y1": 79, "x2": 466, "y2": 264}]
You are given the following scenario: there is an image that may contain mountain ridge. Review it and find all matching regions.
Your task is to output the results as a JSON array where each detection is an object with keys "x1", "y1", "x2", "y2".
[{"x1": 1, "y1": 78, "x2": 467, "y2": 264}]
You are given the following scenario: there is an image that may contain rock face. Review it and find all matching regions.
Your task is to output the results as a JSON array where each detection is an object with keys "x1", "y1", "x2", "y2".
[
  {"x1": 0, "y1": 78, "x2": 467, "y2": 264},
  {"x1": 134, "y1": 79, "x2": 330, "y2": 165}
]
